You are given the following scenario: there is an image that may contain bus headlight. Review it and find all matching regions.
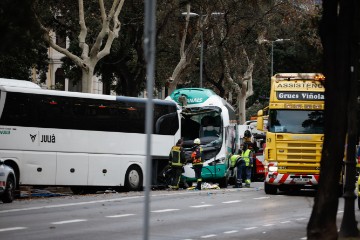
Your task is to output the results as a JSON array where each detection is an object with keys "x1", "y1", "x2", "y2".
[{"x1": 268, "y1": 166, "x2": 278, "y2": 172}]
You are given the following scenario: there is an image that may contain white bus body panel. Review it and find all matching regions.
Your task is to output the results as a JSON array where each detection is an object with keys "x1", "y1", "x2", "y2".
[
  {"x1": 56, "y1": 153, "x2": 89, "y2": 185},
  {"x1": 21, "y1": 151, "x2": 57, "y2": 185},
  {"x1": 0, "y1": 126, "x2": 176, "y2": 186}
]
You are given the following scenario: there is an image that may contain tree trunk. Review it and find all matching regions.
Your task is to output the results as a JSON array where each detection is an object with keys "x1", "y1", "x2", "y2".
[
  {"x1": 81, "y1": 67, "x2": 94, "y2": 94},
  {"x1": 339, "y1": 0, "x2": 360, "y2": 237},
  {"x1": 237, "y1": 92, "x2": 247, "y2": 124},
  {"x1": 307, "y1": 1, "x2": 357, "y2": 239}
]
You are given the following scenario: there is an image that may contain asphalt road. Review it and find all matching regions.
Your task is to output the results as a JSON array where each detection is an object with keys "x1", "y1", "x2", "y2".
[{"x1": 0, "y1": 182, "x2": 359, "y2": 240}]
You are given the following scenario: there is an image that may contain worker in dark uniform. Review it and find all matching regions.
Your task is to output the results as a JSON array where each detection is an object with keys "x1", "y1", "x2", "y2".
[
  {"x1": 241, "y1": 143, "x2": 254, "y2": 187},
  {"x1": 234, "y1": 130, "x2": 257, "y2": 188},
  {"x1": 230, "y1": 150, "x2": 242, "y2": 188},
  {"x1": 168, "y1": 139, "x2": 186, "y2": 190},
  {"x1": 191, "y1": 138, "x2": 203, "y2": 190}
]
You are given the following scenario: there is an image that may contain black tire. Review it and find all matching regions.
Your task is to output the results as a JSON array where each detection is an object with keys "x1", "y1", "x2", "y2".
[
  {"x1": 358, "y1": 195, "x2": 360, "y2": 210},
  {"x1": 2, "y1": 176, "x2": 15, "y2": 203},
  {"x1": 125, "y1": 165, "x2": 143, "y2": 191},
  {"x1": 218, "y1": 176, "x2": 228, "y2": 188},
  {"x1": 264, "y1": 182, "x2": 277, "y2": 195}
]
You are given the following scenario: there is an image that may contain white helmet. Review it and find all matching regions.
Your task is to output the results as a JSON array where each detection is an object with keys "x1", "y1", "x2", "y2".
[{"x1": 194, "y1": 138, "x2": 201, "y2": 145}]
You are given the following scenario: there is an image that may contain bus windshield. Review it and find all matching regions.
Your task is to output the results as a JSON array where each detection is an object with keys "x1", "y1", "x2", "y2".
[
  {"x1": 181, "y1": 107, "x2": 222, "y2": 146},
  {"x1": 268, "y1": 109, "x2": 324, "y2": 134}
]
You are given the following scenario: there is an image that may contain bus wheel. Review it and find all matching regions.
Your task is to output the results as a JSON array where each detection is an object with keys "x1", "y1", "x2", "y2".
[
  {"x1": 264, "y1": 182, "x2": 277, "y2": 195},
  {"x1": 1, "y1": 176, "x2": 15, "y2": 203},
  {"x1": 218, "y1": 176, "x2": 228, "y2": 188},
  {"x1": 125, "y1": 165, "x2": 143, "y2": 191}
]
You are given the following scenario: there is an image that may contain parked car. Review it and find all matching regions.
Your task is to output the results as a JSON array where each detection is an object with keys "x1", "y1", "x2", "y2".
[{"x1": 0, "y1": 160, "x2": 16, "y2": 203}]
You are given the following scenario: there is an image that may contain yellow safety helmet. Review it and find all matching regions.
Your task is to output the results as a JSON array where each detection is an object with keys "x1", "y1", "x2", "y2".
[{"x1": 194, "y1": 138, "x2": 201, "y2": 145}]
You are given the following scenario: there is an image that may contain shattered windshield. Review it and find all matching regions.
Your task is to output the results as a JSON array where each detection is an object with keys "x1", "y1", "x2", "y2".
[{"x1": 181, "y1": 107, "x2": 222, "y2": 150}]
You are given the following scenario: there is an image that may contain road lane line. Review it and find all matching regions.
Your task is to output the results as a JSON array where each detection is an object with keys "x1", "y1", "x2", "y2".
[
  {"x1": 0, "y1": 196, "x2": 143, "y2": 214},
  {"x1": 263, "y1": 224, "x2": 274, "y2": 227},
  {"x1": 244, "y1": 227, "x2": 258, "y2": 230},
  {"x1": 0, "y1": 227, "x2": 27, "y2": 232},
  {"x1": 190, "y1": 204, "x2": 213, "y2": 208},
  {"x1": 222, "y1": 200, "x2": 241, "y2": 204},
  {"x1": 106, "y1": 214, "x2": 135, "y2": 218},
  {"x1": 151, "y1": 209, "x2": 180, "y2": 213},
  {"x1": 296, "y1": 218, "x2": 306, "y2": 221},
  {"x1": 224, "y1": 230, "x2": 238, "y2": 234},
  {"x1": 253, "y1": 197, "x2": 270, "y2": 200},
  {"x1": 51, "y1": 219, "x2": 87, "y2": 225},
  {"x1": 201, "y1": 234, "x2": 217, "y2": 238},
  {"x1": 280, "y1": 221, "x2": 291, "y2": 224},
  {"x1": 0, "y1": 191, "x2": 211, "y2": 214}
]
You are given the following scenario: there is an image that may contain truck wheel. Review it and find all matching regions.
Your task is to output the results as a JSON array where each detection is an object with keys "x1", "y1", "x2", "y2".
[
  {"x1": 2, "y1": 176, "x2": 15, "y2": 203},
  {"x1": 264, "y1": 182, "x2": 277, "y2": 195},
  {"x1": 125, "y1": 165, "x2": 143, "y2": 191}
]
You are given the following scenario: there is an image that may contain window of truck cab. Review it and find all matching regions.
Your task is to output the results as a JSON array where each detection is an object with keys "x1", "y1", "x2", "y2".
[{"x1": 268, "y1": 109, "x2": 324, "y2": 134}]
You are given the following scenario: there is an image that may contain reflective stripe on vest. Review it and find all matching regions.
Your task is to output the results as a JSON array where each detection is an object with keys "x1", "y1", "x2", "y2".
[
  {"x1": 241, "y1": 149, "x2": 251, "y2": 166},
  {"x1": 171, "y1": 146, "x2": 183, "y2": 166}
]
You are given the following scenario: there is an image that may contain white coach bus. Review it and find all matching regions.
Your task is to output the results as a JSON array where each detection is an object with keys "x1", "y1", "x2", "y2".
[
  {"x1": 166, "y1": 88, "x2": 238, "y2": 188},
  {"x1": 0, "y1": 78, "x2": 180, "y2": 194}
]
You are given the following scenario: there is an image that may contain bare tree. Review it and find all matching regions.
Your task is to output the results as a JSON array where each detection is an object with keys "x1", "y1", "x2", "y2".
[{"x1": 34, "y1": 0, "x2": 125, "y2": 93}]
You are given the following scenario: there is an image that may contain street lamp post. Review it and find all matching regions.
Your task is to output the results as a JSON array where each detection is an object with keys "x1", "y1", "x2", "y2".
[
  {"x1": 200, "y1": 30, "x2": 204, "y2": 88},
  {"x1": 261, "y1": 38, "x2": 291, "y2": 77},
  {"x1": 181, "y1": 12, "x2": 223, "y2": 88},
  {"x1": 181, "y1": 12, "x2": 203, "y2": 87}
]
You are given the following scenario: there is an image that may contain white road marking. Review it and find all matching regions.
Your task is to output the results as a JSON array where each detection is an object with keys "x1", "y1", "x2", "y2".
[
  {"x1": 51, "y1": 219, "x2": 87, "y2": 225},
  {"x1": 201, "y1": 234, "x2": 217, "y2": 238},
  {"x1": 253, "y1": 197, "x2": 270, "y2": 200},
  {"x1": 106, "y1": 214, "x2": 135, "y2": 218},
  {"x1": 0, "y1": 191, "x2": 209, "y2": 214},
  {"x1": 296, "y1": 218, "x2": 306, "y2": 221},
  {"x1": 0, "y1": 227, "x2": 27, "y2": 232},
  {"x1": 0, "y1": 196, "x2": 142, "y2": 214},
  {"x1": 222, "y1": 200, "x2": 242, "y2": 204},
  {"x1": 244, "y1": 227, "x2": 258, "y2": 230},
  {"x1": 224, "y1": 230, "x2": 238, "y2": 234},
  {"x1": 280, "y1": 221, "x2": 291, "y2": 224},
  {"x1": 338, "y1": 210, "x2": 344, "y2": 213},
  {"x1": 190, "y1": 204, "x2": 213, "y2": 208},
  {"x1": 300, "y1": 237, "x2": 307, "y2": 240},
  {"x1": 151, "y1": 209, "x2": 180, "y2": 213},
  {"x1": 263, "y1": 224, "x2": 274, "y2": 227}
]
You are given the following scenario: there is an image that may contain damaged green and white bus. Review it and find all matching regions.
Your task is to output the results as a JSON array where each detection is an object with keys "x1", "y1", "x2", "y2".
[{"x1": 166, "y1": 88, "x2": 237, "y2": 188}]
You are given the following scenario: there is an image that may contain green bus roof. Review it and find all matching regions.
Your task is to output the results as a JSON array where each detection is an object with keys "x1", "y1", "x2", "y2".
[{"x1": 169, "y1": 88, "x2": 217, "y2": 105}]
